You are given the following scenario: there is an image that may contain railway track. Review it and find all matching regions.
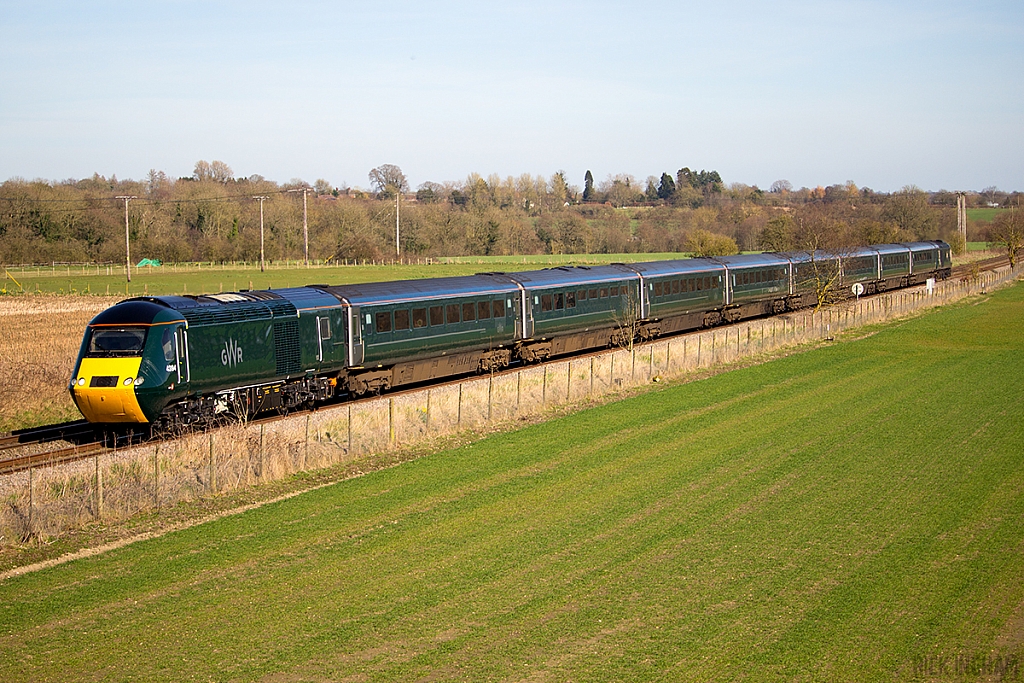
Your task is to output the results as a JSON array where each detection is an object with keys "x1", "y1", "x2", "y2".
[{"x1": 2, "y1": 253, "x2": 1013, "y2": 477}]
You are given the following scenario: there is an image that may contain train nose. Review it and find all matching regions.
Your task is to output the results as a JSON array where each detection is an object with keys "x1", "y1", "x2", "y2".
[{"x1": 71, "y1": 357, "x2": 149, "y2": 423}]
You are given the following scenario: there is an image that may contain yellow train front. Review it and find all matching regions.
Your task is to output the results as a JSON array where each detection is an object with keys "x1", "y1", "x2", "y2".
[{"x1": 69, "y1": 299, "x2": 189, "y2": 426}]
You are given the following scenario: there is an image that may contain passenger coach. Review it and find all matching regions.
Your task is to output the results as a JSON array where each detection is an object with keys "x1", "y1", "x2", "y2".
[{"x1": 70, "y1": 240, "x2": 952, "y2": 430}]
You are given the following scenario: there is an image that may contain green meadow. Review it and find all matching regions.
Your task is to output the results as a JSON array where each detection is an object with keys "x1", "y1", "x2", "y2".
[
  {"x1": 1, "y1": 253, "x2": 686, "y2": 297},
  {"x1": 1, "y1": 282, "x2": 1022, "y2": 681}
]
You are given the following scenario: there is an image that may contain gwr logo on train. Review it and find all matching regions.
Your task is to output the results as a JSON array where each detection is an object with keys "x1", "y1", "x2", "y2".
[{"x1": 221, "y1": 338, "x2": 243, "y2": 367}]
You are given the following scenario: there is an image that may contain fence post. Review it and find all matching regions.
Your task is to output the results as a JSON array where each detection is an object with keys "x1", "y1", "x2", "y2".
[
  {"x1": 209, "y1": 433, "x2": 216, "y2": 493},
  {"x1": 153, "y1": 444, "x2": 160, "y2": 510},
  {"x1": 27, "y1": 466, "x2": 34, "y2": 538},
  {"x1": 95, "y1": 453, "x2": 103, "y2": 519},
  {"x1": 389, "y1": 397, "x2": 395, "y2": 446}
]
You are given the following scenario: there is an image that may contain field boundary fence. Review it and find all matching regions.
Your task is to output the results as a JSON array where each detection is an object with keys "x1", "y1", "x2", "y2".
[{"x1": 2, "y1": 264, "x2": 1019, "y2": 543}]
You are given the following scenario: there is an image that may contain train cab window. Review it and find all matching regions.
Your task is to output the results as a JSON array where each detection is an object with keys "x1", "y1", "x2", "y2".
[
  {"x1": 394, "y1": 309, "x2": 410, "y2": 331},
  {"x1": 319, "y1": 317, "x2": 331, "y2": 339},
  {"x1": 478, "y1": 300, "x2": 491, "y2": 319},
  {"x1": 86, "y1": 327, "x2": 147, "y2": 357},
  {"x1": 566, "y1": 292, "x2": 576, "y2": 308},
  {"x1": 493, "y1": 299, "x2": 505, "y2": 318},
  {"x1": 610, "y1": 286, "x2": 619, "y2": 297},
  {"x1": 672, "y1": 280, "x2": 680, "y2": 294},
  {"x1": 554, "y1": 292, "x2": 564, "y2": 309},
  {"x1": 462, "y1": 302, "x2": 476, "y2": 322},
  {"x1": 541, "y1": 294, "x2": 553, "y2": 311},
  {"x1": 590, "y1": 289, "x2": 599, "y2": 299},
  {"x1": 375, "y1": 312, "x2": 392, "y2": 333},
  {"x1": 161, "y1": 327, "x2": 175, "y2": 363},
  {"x1": 412, "y1": 308, "x2": 427, "y2": 328},
  {"x1": 429, "y1": 305, "x2": 444, "y2": 326},
  {"x1": 446, "y1": 304, "x2": 460, "y2": 324}
]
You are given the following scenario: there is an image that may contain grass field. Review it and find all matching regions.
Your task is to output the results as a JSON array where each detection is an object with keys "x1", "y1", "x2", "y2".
[
  {"x1": 2, "y1": 253, "x2": 688, "y2": 297},
  {"x1": 0, "y1": 281, "x2": 1021, "y2": 681},
  {"x1": 967, "y1": 207, "x2": 1005, "y2": 223}
]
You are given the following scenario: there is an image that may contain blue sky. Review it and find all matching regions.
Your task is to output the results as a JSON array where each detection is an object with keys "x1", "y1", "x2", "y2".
[{"x1": 1, "y1": 1, "x2": 1021, "y2": 192}]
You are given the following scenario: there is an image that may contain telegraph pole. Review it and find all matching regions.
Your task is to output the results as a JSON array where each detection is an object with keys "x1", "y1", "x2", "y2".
[
  {"x1": 956, "y1": 192, "x2": 968, "y2": 252},
  {"x1": 395, "y1": 188, "x2": 401, "y2": 258},
  {"x1": 253, "y1": 196, "x2": 269, "y2": 272},
  {"x1": 115, "y1": 195, "x2": 136, "y2": 283},
  {"x1": 288, "y1": 187, "x2": 311, "y2": 266}
]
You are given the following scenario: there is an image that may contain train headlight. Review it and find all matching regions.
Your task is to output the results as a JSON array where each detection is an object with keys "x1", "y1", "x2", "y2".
[
  {"x1": 123, "y1": 377, "x2": 134, "y2": 386},
  {"x1": 134, "y1": 377, "x2": 144, "y2": 386},
  {"x1": 77, "y1": 378, "x2": 85, "y2": 386}
]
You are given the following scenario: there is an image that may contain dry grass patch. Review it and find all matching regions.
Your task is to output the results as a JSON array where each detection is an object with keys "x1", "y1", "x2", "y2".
[{"x1": 0, "y1": 296, "x2": 119, "y2": 431}]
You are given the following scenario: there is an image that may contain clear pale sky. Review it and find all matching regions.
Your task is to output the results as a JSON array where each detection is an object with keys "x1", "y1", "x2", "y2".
[{"x1": 1, "y1": 1, "x2": 1021, "y2": 192}]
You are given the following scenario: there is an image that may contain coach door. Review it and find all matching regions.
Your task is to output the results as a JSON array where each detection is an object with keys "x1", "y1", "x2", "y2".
[
  {"x1": 174, "y1": 325, "x2": 190, "y2": 384},
  {"x1": 347, "y1": 305, "x2": 364, "y2": 367},
  {"x1": 514, "y1": 287, "x2": 534, "y2": 340}
]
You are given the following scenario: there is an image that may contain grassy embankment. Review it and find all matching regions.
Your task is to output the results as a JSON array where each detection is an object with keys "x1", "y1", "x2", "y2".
[{"x1": 0, "y1": 280, "x2": 1021, "y2": 681}]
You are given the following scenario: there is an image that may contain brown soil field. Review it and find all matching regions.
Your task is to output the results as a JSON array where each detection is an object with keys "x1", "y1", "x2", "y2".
[{"x1": 0, "y1": 296, "x2": 120, "y2": 432}]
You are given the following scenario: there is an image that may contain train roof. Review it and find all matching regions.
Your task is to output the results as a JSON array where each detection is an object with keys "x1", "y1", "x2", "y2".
[
  {"x1": 318, "y1": 274, "x2": 520, "y2": 305},
  {"x1": 89, "y1": 298, "x2": 186, "y2": 326},
  {"x1": 620, "y1": 258, "x2": 726, "y2": 277},
  {"x1": 712, "y1": 253, "x2": 794, "y2": 269},
  {"x1": 502, "y1": 265, "x2": 638, "y2": 289}
]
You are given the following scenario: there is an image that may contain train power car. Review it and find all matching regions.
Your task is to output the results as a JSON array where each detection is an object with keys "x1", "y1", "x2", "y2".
[{"x1": 70, "y1": 241, "x2": 951, "y2": 430}]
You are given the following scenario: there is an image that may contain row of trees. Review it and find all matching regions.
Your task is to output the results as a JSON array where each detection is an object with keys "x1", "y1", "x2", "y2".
[{"x1": 0, "y1": 161, "x2": 1018, "y2": 265}]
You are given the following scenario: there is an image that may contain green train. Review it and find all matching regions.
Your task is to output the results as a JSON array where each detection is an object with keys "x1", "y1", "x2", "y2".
[{"x1": 70, "y1": 241, "x2": 951, "y2": 432}]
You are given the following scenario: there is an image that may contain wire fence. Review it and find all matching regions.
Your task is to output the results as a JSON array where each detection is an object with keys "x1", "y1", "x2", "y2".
[{"x1": 1, "y1": 264, "x2": 1018, "y2": 544}]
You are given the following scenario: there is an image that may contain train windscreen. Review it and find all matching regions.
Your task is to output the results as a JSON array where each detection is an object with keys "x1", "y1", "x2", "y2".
[{"x1": 86, "y1": 327, "x2": 148, "y2": 357}]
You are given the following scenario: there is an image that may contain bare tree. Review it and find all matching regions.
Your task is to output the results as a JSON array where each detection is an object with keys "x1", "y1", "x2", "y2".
[
  {"x1": 990, "y1": 208, "x2": 1023, "y2": 269},
  {"x1": 368, "y1": 164, "x2": 408, "y2": 198},
  {"x1": 611, "y1": 287, "x2": 643, "y2": 352}
]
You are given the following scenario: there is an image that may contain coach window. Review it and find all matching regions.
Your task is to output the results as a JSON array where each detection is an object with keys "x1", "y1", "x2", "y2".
[
  {"x1": 610, "y1": 286, "x2": 619, "y2": 297},
  {"x1": 412, "y1": 308, "x2": 427, "y2": 329},
  {"x1": 599, "y1": 288, "x2": 608, "y2": 298},
  {"x1": 577, "y1": 290, "x2": 586, "y2": 302},
  {"x1": 705, "y1": 277, "x2": 711, "y2": 290},
  {"x1": 672, "y1": 279, "x2": 680, "y2": 294},
  {"x1": 541, "y1": 294, "x2": 553, "y2": 311},
  {"x1": 589, "y1": 289, "x2": 599, "y2": 299},
  {"x1": 429, "y1": 305, "x2": 444, "y2": 326},
  {"x1": 478, "y1": 300, "x2": 491, "y2": 319},
  {"x1": 394, "y1": 309, "x2": 410, "y2": 331},
  {"x1": 462, "y1": 302, "x2": 476, "y2": 322},
  {"x1": 446, "y1": 304, "x2": 460, "y2": 325},
  {"x1": 696, "y1": 278, "x2": 703, "y2": 291},
  {"x1": 554, "y1": 292, "x2": 564, "y2": 309},
  {"x1": 654, "y1": 282, "x2": 663, "y2": 297},
  {"x1": 566, "y1": 292, "x2": 576, "y2": 309},
  {"x1": 375, "y1": 312, "x2": 392, "y2": 333},
  {"x1": 493, "y1": 299, "x2": 505, "y2": 318}
]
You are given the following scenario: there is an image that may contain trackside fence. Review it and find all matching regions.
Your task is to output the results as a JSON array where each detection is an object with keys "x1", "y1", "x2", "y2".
[{"x1": 2, "y1": 265, "x2": 1019, "y2": 543}]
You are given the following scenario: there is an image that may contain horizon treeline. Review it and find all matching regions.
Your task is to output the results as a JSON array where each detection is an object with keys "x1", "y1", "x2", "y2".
[{"x1": 0, "y1": 161, "x2": 1018, "y2": 265}]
